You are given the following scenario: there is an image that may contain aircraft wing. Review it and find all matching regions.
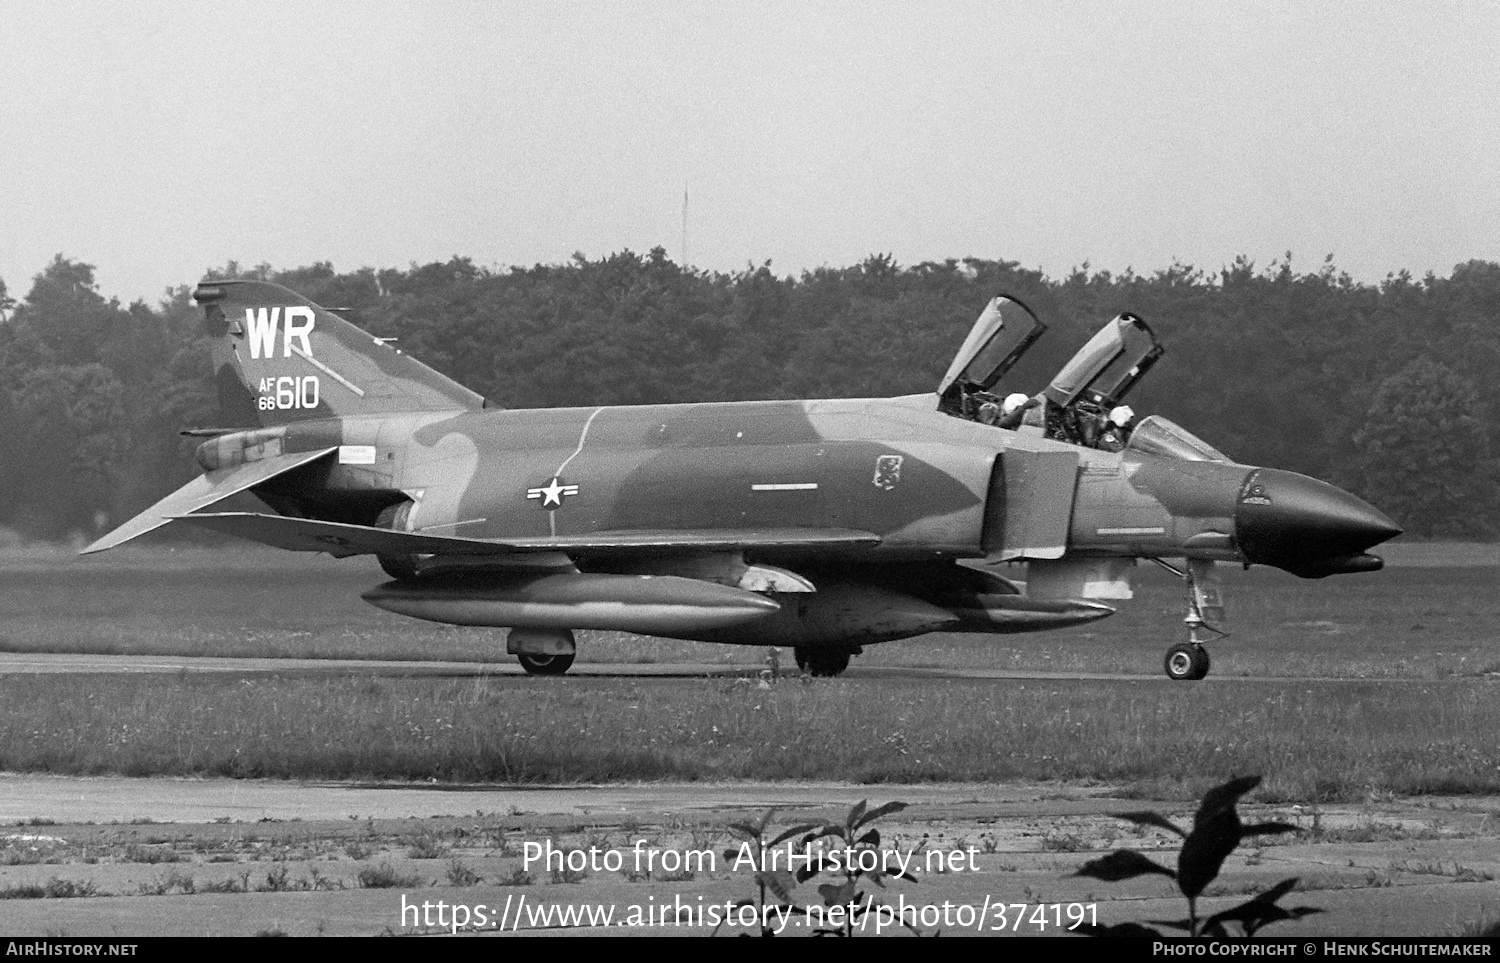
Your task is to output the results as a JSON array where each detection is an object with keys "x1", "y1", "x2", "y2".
[
  {"x1": 171, "y1": 512, "x2": 882, "y2": 558},
  {"x1": 173, "y1": 512, "x2": 523, "y2": 557},
  {"x1": 519, "y1": 528, "x2": 882, "y2": 553},
  {"x1": 80, "y1": 448, "x2": 339, "y2": 554}
]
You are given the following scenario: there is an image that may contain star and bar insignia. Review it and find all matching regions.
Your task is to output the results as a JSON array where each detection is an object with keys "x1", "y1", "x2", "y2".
[{"x1": 526, "y1": 476, "x2": 580, "y2": 509}]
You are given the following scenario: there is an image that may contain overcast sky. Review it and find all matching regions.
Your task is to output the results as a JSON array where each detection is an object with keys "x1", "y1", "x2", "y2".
[{"x1": 3, "y1": 1, "x2": 1497, "y2": 305}]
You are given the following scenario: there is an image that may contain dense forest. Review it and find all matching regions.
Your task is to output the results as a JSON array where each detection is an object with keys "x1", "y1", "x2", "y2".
[{"x1": 0, "y1": 249, "x2": 1495, "y2": 542}]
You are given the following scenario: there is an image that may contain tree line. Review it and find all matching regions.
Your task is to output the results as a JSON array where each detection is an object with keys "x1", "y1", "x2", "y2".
[{"x1": 0, "y1": 249, "x2": 1494, "y2": 541}]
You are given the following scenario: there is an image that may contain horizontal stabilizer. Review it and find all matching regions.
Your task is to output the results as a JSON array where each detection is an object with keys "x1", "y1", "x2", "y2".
[
  {"x1": 80, "y1": 448, "x2": 338, "y2": 554},
  {"x1": 170, "y1": 512, "x2": 881, "y2": 559}
]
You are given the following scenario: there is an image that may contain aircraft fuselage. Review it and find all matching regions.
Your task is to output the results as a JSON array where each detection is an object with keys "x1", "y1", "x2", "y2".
[{"x1": 248, "y1": 396, "x2": 1206, "y2": 562}]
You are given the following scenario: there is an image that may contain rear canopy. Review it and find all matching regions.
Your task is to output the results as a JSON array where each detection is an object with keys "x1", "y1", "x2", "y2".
[{"x1": 1042, "y1": 312, "x2": 1163, "y2": 410}]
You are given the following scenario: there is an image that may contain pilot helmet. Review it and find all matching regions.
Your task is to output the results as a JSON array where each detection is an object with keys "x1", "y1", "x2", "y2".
[
  {"x1": 1108, "y1": 405, "x2": 1135, "y2": 427},
  {"x1": 1001, "y1": 393, "x2": 1031, "y2": 416}
]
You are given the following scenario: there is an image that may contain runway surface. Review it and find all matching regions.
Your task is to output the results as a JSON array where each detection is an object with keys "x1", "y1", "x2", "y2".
[
  {"x1": 0, "y1": 651, "x2": 1160, "y2": 681},
  {"x1": 0, "y1": 773, "x2": 1082, "y2": 825},
  {"x1": 0, "y1": 650, "x2": 1485, "y2": 683}
]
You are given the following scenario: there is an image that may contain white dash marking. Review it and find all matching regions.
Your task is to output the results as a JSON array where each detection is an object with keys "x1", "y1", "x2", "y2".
[
  {"x1": 289, "y1": 344, "x2": 365, "y2": 397},
  {"x1": 751, "y1": 483, "x2": 818, "y2": 491}
]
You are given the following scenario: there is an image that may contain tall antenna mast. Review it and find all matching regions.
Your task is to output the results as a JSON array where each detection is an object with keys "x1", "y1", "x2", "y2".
[{"x1": 681, "y1": 183, "x2": 689, "y2": 267}]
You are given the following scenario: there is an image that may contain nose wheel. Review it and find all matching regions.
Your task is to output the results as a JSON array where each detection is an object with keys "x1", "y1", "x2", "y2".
[
  {"x1": 1151, "y1": 558, "x2": 1229, "y2": 681},
  {"x1": 1164, "y1": 643, "x2": 1211, "y2": 681}
]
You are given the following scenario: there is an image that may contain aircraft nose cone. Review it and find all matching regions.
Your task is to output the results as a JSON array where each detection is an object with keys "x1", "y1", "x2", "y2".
[{"x1": 1235, "y1": 468, "x2": 1402, "y2": 577}]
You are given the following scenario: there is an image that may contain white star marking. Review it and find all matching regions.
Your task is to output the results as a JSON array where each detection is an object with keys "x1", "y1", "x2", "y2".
[{"x1": 526, "y1": 477, "x2": 580, "y2": 509}]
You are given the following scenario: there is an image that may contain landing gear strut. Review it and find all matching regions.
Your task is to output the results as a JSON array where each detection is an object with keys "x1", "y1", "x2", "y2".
[{"x1": 1150, "y1": 558, "x2": 1228, "y2": 681}]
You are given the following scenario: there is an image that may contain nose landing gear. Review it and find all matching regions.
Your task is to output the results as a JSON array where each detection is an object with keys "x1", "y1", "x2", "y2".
[
  {"x1": 1164, "y1": 642, "x2": 1211, "y2": 681},
  {"x1": 1152, "y1": 558, "x2": 1229, "y2": 681}
]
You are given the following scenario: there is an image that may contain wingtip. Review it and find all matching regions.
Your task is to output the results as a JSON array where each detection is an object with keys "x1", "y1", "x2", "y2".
[{"x1": 79, "y1": 534, "x2": 122, "y2": 555}]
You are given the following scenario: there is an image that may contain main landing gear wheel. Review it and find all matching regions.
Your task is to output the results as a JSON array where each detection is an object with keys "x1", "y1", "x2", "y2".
[
  {"x1": 795, "y1": 649, "x2": 851, "y2": 677},
  {"x1": 517, "y1": 652, "x2": 575, "y2": 676},
  {"x1": 1164, "y1": 643, "x2": 1210, "y2": 681},
  {"x1": 377, "y1": 553, "x2": 420, "y2": 580}
]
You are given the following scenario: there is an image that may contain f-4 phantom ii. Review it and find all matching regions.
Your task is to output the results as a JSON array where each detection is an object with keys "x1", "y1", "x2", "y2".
[{"x1": 84, "y1": 283, "x2": 1400, "y2": 680}]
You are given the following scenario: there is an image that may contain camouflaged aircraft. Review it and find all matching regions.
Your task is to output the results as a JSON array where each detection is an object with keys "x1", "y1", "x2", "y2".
[{"x1": 83, "y1": 282, "x2": 1400, "y2": 680}]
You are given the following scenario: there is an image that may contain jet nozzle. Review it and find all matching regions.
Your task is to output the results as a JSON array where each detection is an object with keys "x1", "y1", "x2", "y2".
[{"x1": 1235, "y1": 469, "x2": 1401, "y2": 578}]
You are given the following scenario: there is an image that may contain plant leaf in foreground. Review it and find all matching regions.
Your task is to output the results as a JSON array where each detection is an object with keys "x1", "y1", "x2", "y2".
[{"x1": 1074, "y1": 850, "x2": 1177, "y2": 882}]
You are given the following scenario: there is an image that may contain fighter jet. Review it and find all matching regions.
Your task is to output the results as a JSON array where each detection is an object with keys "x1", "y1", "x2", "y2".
[{"x1": 83, "y1": 283, "x2": 1400, "y2": 680}]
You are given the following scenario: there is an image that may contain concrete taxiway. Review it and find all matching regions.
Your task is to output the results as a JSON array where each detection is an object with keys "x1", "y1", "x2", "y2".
[
  {"x1": 0, "y1": 651, "x2": 1487, "y2": 684},
  {"x1": 0, "y1": 651, "x2": 1163, "y2": 681}
]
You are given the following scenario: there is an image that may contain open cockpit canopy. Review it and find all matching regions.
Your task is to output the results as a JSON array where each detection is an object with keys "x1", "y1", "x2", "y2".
[
  {"x1": 1042, "y1": 312, "x2": 1163, "y2": 411},
  {"x1": 937, "y1": 295, "x2": 1047, "y2": 415}
]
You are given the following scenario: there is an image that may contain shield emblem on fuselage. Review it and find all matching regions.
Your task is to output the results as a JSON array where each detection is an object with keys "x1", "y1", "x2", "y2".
[{"x1": 873, "y1": 454, "x2": 903, "y2": 491}]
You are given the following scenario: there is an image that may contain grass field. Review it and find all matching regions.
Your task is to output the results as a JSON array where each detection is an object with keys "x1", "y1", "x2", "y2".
[
  {"x1": 0, "y1": 672, "x2": 1495, "y2": 801},
  {"x1": 1, "y1": 545, "x2": 1497, "y2": 800}
]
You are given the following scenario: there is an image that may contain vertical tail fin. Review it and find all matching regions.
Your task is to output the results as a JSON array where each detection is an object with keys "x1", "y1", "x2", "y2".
[{"x1": 195, "y1": 280, "x2": 486, "y2": 427}]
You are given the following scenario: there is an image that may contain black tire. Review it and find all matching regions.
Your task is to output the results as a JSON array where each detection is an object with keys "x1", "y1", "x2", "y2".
[
  {"x1": 518, "y1": 652, "x2": 575, "y2": 676},
  {"x1": 1164, "y1": 643, "x2": 1210, "y2": 681},
  {"x1": 794, "y1": 649, "x2": 851, "y2": 677},
  {"x1": 377, "y1": 554, "x2": 419, "y2": 580},
  {"x1": 1189, "y1": 645, "x2": 1211, "y2": 680}
]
